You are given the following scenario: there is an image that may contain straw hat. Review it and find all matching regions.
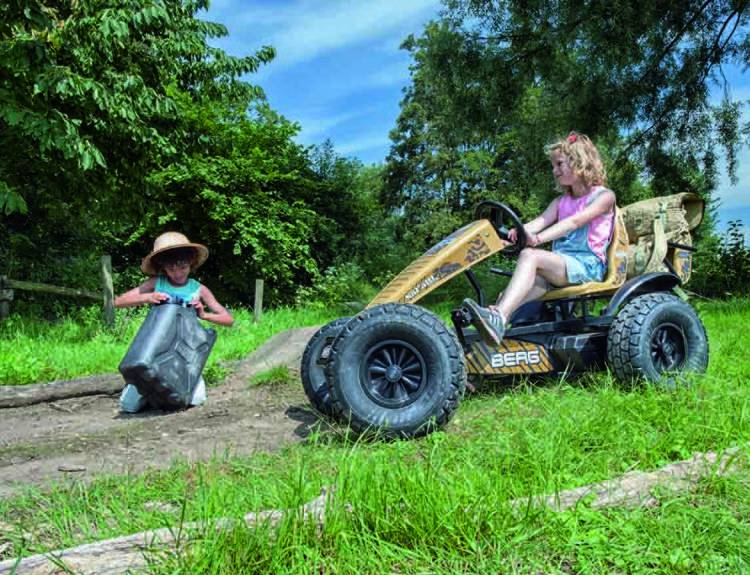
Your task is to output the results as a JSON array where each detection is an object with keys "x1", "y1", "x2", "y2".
[{"x1": 140, "y1": 232, "x2": 209, "y2": 276}]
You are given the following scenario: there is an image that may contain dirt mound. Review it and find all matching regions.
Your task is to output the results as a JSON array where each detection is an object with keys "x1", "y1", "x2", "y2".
[{"x1": 0, "y1": 327, "x2": 320, "y2": 499}]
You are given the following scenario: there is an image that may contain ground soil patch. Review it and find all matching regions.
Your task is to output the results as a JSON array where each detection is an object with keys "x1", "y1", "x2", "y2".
[{"x1": 0, "y1": 327, "x2": 319, "y2": 498}]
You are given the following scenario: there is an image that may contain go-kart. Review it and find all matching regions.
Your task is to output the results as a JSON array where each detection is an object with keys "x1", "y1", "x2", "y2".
[{"x1": 301, "y1": 201, "x2": 708, "y2": 438}]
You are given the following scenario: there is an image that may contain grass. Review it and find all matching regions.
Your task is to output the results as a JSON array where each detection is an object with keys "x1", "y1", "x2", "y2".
[
  {"x1": 1, "y1": 298, "x2": 749, "y2": 573},
  {"x1": 250, "y1": 365, "x2": 297, "y2": 387},
  {"x1": 0, "y1": 305, "x2": 339, "y2": 386}
]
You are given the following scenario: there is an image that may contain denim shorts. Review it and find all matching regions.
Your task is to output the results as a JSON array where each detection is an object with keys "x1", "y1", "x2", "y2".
[{"x1": 557, "y1": 251, "x2": 606, "y2": 284}]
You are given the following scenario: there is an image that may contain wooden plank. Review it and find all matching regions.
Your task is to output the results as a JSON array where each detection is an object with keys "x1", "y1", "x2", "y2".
[
  {"x1": 254, "y1": 278, "x2": 264, "y2": 323},
  {"x1": 100, "y1": 255, "x2": 115, "y2": 327},
  {"x1": 6, "y1": 279, "x2": 99, "y2": 300}
]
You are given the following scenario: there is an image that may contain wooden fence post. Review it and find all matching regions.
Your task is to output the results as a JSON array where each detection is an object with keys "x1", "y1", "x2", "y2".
[
  {"x1": 254, "y1": 279, "x2": 264, "y2": 323},
  {"x1": 100, "y1": 256, "x2": 115, "y2": 327},
  {"x1": 0, "y1": 276, "x2": 12, "y2": 321}
]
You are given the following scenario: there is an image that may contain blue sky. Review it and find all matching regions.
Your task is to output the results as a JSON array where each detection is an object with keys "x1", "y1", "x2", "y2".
[{"x1": 203, "y1": 0, "x2": 749, "y2": 237}]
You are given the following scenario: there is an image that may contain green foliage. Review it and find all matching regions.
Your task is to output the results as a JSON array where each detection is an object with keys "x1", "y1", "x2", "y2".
[
  {"x1": 0, "y1": 0, "x2": 272, "y2": 303},
  {"x1": 202, "y1": 362, "x2": 230, "y2": 387},
  {"x1": 294, "y1": 262, "x2": 373, "y2": 310},
  {"x1": 144, "y1": 99, "x2": 322, "y2": 303},
  {"x1": 691, "y1": 220, "x2": 750, "y2": 298},
  {"x1": 0, "y1": 1, "x2": 393, "y2": 309}
]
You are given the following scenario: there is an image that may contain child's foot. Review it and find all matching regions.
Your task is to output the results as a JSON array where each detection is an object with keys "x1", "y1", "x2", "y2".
[{"x1": 462, "y1": 298, "x2": 506, "y2": 346}]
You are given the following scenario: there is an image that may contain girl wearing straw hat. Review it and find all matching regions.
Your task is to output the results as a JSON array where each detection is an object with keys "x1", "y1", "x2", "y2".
[{"x1": 115, "y1": 232, "x2": 234, "y2": 412}]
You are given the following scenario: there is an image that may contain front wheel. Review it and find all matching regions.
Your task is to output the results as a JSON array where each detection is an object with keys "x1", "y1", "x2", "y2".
[
  {"x1": 326, "y1": 304, "x2": 466, "y2": 438},
  {"x1": 300, "y1": 317, "x2": 351, "y2": 417},
  {"x1": 607, "y1": 293, "x2": 708, "y2": 386}
]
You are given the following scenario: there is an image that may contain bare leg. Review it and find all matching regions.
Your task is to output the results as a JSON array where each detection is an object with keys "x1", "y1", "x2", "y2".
[
  {"x1": 493, "y1": 274, "x2": 548, "y2": 311},
  {"x1": 496, "y1": 248, "x2": 568, "y2": 320}
]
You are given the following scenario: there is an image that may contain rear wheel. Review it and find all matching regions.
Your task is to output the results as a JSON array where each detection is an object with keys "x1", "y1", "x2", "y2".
[
  {"x1": 300, "y1": 317, "x2": 351, "y2": 417},
  {"x1": 607, "y1": 293, "x2": 708, "y2": 386},
  {"x1": 326, "y1": 304, "x2": 466, "y2": 438}
]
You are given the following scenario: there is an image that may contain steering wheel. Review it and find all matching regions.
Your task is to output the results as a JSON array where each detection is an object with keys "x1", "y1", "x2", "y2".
[{"x1": 473, "y1": 200, "x2": 527, "y2": 256}]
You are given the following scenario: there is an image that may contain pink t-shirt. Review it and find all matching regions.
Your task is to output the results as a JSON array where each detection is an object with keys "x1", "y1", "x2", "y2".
[{"x1": 556, "y1": 186, "x2": 614, "y2": 263}]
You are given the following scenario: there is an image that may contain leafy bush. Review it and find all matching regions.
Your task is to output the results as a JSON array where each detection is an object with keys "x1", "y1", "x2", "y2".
[
  {"x1": 691, "y1": 220, "x2": 750, "y2": 298},
  {"x1": 294, "y1": 262, "x2": 373, "y2": 310}
]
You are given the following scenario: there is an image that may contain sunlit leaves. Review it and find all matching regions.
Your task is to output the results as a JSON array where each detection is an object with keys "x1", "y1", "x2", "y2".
[{"x1": 0, "y1": 182, "x2": 27, "y2": 215}]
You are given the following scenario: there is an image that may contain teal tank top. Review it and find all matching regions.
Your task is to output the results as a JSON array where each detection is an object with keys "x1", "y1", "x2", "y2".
[{"x1": 155, "y1": 276, "x2": 201, "y2": 305}]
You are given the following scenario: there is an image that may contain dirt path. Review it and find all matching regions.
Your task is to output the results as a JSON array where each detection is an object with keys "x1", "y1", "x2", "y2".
[{"x1": 0, "y1": 327, "x2": 320, "y2": 498}]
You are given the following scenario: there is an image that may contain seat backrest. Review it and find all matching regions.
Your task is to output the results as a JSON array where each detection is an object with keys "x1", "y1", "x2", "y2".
[
  {"x1": 539, "y1": 207, "x2": 628, "y2": 301},
  {"x1": 601, "y1": 208, "x2": 628, "y2": 286}
]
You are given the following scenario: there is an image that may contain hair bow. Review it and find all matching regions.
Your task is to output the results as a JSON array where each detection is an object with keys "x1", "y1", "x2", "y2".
[{"x1": 566, "y1": 133, "x2": 578, "y2": 143}]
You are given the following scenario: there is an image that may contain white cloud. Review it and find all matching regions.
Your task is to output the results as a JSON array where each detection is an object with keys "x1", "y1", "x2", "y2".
[
  {"x1": 337, "y1": 133, "x2": 391, "y2": 155},
  {"x1": 367, "y1": 60, "x2": 412, "y2": 88},
  {"x1": 295, "y1": 108, "x2": 372, "y2": 141},
  {"x1": 231, "y1": 0, "x2": 440, "y2": 70}
]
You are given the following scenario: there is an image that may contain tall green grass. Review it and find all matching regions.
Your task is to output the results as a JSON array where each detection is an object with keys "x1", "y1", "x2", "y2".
[
  {"x1": 0, "y1": 305, "x2": 339, "y2": 386},
  {"x1": 0, "y1": 298, "x2": 460, "y2": 386},
  {"x1": 1, "y1": 298, "x2": 749, "y2": 572}
]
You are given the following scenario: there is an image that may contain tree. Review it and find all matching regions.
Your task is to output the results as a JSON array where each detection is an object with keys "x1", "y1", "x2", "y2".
[
  {"x1": 385, "y1": 0, "x2": 749, "y2": 251},
  {"x1": 1, "y1": 2, "x2": 396, "y2": 306},
  {"x1": 0, "y1": 0, "x2": 274, "y2": 289},
  {"x1": 0, "y1": 0, "x2": 273, "y2": 212}
]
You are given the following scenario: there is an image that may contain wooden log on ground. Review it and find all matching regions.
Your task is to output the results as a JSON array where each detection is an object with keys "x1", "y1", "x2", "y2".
[
  {"x1": 2, "y1": 447, "x2": 746, "y2": 574},
  {"x1": 0, "y1": 488, "x2": 332, "y2": 575},
  {"x1": 513, "y1": 446, "x2": 744, "y2": 511},
  {"x1": 0, "y1": 374, "x2": 123, "y2": 408}
]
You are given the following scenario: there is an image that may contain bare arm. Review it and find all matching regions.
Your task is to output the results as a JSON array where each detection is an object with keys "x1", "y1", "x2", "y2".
[
  {"x1": 525, "y1": 196, "x2": 560, "y2": 234},
  {"x1": 192, "y1": 285, "x2": 234, "y2": 327},
  {"x1": 536, "y1": 190, "x2": 616, "y2": 245},
  {"x1": 509, "y1": 197, "x2": 559, "y2": 243},
  {"x1": 114, "y1": 277, "x2": 168, "y2": 307}
]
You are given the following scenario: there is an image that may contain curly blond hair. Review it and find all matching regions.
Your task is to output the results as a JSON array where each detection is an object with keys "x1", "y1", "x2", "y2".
[{"x1": 547, "y1": 132, "x2": 607, "y2": 190}]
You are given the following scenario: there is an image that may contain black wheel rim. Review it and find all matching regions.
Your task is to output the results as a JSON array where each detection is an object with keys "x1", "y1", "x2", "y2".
[
  {"x1": 361, "y1": 339, "x2": 427, "y2": 408},
  {"x1": 650, "y1": 322, "x2": 687, "y2": 372}
]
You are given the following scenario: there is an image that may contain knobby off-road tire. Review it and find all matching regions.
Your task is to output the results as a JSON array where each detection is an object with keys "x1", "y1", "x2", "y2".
[
  {"x1": 300, "y1": 317, "x2": 351, "y2": 418},
  {"x1": 325, "y1": 303, "x2": 466, "y2": 438},
  {"x1": 607, "y1": 292, "x2": 708, "y2": 387}
]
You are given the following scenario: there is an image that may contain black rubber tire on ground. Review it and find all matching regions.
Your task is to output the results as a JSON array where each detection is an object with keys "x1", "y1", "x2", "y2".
[
  {"x1": 607, "y1": 292, "x2": 709, "y2": 387},
  {"x1": 325, "y1": 303, "x2": 466, "y2": 438},
  {"x1": 300, "y1": 317, "x2": 351, "y2": 418}
]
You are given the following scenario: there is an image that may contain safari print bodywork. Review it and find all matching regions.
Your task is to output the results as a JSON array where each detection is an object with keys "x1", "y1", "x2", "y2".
[{"x1": 368, "y1": 220, "x2": 507, "y2": 306}]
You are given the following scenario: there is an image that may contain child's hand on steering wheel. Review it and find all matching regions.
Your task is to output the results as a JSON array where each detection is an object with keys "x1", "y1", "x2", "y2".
[{"x1": 509, "y1": 226, "x2": 539, "y2": 247}]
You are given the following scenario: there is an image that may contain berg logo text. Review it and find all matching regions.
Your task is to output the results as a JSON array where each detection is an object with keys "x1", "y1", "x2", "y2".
[{"x1": 491, "y1": 350, "x2": 541, "y2": 368}]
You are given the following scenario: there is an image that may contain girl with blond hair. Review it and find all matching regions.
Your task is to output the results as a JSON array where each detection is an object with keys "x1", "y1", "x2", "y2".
[{"x1": 464, "y1": 132, "x2": 616, "y2": 346}]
